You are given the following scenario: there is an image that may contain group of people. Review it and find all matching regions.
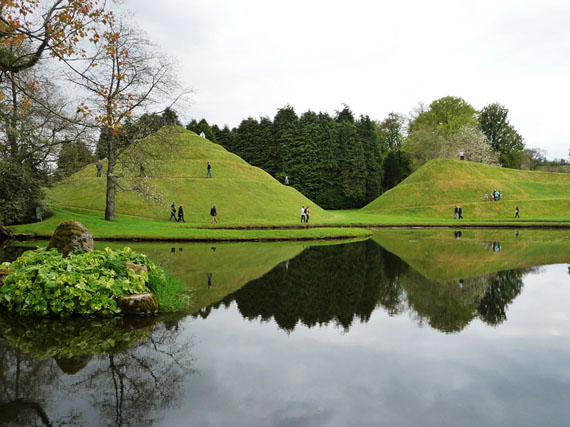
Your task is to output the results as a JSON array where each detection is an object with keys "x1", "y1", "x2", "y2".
[
  {"x1": 300, "y1": 206, "x2": 311, "y2": 223},
  {"x1": 484, "y1": 190, "x2": 501, "y2": 201},
  {"x1": 169, "y1": 202, "x2": 218, "y2": 223},
  {"x1": 453, "y1": 206, "x2": 464, "y2": 219}
]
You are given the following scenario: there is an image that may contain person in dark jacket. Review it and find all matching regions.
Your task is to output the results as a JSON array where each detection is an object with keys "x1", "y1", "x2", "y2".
[
  {"x1": 206, "y1": 162, "x2": 212, "y2": 178},
  {"x1": 210, "y1": 204, "x2": 218, "y2": 224},
  {"x1": 178, "y1": 204, "x2": 185, "y2": 222},
  {"x1": 169, "y1": 202, "x2": 177, "y2": 221},
  {"x1": 458, "y1": 206, "x2": 463, "y2": 219}
]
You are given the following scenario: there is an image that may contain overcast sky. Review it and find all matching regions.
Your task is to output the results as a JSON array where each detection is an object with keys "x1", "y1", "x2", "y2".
[{"x1": 126, "y1": 0, "x2": 570, "y2": 159}]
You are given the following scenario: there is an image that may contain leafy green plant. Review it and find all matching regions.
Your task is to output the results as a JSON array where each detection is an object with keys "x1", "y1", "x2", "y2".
[{"x1": 0, "y1": 247, "x2": 190, "y2": 316}]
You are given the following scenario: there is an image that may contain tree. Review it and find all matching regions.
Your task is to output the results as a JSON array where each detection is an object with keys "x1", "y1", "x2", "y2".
[
  {"x1": 478, "y1": 103, "x2": 525, "y2": 168},
  {"x1": 358, "y1": 115, "x2": 383, "y2": 204},
  {"x1": 69, "y1": 19, "x2": 180, "y2": 220},
  {"x1": 381, "y1": 150, "x2": 410, "y2": 192},
  {"x1": 55, "y1": 140, "x2": 93, "y2": 178},
  {"x1": 520, "y1": 147, "x2": 546, "y2": 170},
  {"x1": 410, "y1": 96, "x2": 478, "y2": 136},
  {"x1": 376, "y1": 112, "x2": 406, "y2": 150}
]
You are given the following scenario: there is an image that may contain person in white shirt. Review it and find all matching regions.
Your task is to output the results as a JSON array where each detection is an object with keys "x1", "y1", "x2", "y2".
[{"x1": 300, "y1": 206, "x2": 306, "y2": 223}]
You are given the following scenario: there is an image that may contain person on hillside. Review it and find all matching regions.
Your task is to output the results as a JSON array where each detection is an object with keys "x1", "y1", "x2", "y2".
[
  {"x1": 285, "y1": 175, "x2": 289, "y2": 185},
  {"x1": 515, "y1": 206, "x2": 520, "y2": 218},
  {"x1": 169, "y1": 202, "x2": 177, "y2": 221},
  {"x1": 459, "y1": 151, "x2": 465, "y2": 161},
  {"x1": 301, "y1": 206, "x2": 306, "y2": 223},
  {"x1": 306, "y1": 206, "x2": 311, "y2": 223},
  {"x1": 497, "y1": 191, "x2": 501, "y2": 201},
  {"x1": 96, "y1": 159, "x2": 103, "y2": 177},
  {"x1": 200, "y1": 131, "x2": 206, "y2": 138},
  {"x1": 140, "y1": 163, "x2": 146, "y2": 178},
  {"x1": 210, "y1": 204, "x2": 218, "y2": 224},
  {"x1": 489, "y1": 192, "x2": 494, "y2": 201},
  {"x1": 206, "y1": 162, "x2": 212, "y2": 178},
  {"x1": 484, "y1": 192, "x2": 488, "y2": 201},
  {"x1": 454, "y1": 206, "x2": 458, "y2": 219},
  {"x1": 178, "y1": 204, "x2": 185, "y2": 222},
  {"x1": 458, "y1": 206, "x2": 463, "y2": 219}
]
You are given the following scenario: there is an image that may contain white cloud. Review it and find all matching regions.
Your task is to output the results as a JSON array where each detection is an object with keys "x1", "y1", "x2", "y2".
[{"x1": 127, "y1": 0, "x2": 570, "y2": 159}]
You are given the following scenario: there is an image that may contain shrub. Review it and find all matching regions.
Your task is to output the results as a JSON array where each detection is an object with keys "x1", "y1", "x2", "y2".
[{"x1": 0, "y1": 247, "x2": 190, "y2": 316}]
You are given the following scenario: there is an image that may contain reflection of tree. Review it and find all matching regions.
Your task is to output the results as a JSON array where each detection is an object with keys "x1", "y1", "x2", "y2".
[
  {"x1": 71, "y1": 319, "x2": 193, "y2": 427},
  {"x1": 213, "y1": 241, "x2": 407, "y2": 332},
  {"x1": 204, "y1": 240, "x2": 531, "y2": 334},
  {"x1": 477, "y1": 269, "x2": 525, "y2": 326},
  {"x1": 0, "y1": 314, "x2": 194, "y2": 426}
]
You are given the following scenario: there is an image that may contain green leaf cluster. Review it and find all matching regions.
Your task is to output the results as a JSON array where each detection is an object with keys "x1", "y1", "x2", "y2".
[{"x1": 0, "y1": 247, "x2": 186, "y2": 317}]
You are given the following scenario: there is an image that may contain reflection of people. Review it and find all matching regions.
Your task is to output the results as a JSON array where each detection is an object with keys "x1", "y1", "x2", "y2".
[
  {"x1": 493, "y1": 241, "x2": 501, "y2": 252},
  {"x1": 171, "y1": 247, "x2": 176, "y2": 254},
  {"x1": 206, "y1": 161, "x2": 212, "y2": 178},
  {"x1": 459, "y1": 279, "x2": 464, "y2": 288},
  {"x1": 207, "y1": 272, "x2": 213, "y2": 288},
  {"x1": 211, "y1": 247, "x2": 216, "y2": 252},
  {"x1": 515, "y1": 231, "x2": 519, "y2": 238},
  {"x1": 179, "y1": 248, "x2": 184, "y2": 253},
  {"x1": 285, "y1": 259, "x2": 289, "y2": 269}
]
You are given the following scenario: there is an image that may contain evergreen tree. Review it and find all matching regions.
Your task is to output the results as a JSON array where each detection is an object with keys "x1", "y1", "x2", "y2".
[
  {"x1": 381, "y1": 150, "x2": 411, "y2": 192},
  {"x1": 162, "y1": 107, "x2": 181, "y2": 126},
  {"x1": 198, "y1": 119, "x2": 216, "y2": 142},
  {"x1": 296, "y1": 111, "x2": 322, "y2": 200},
  {"x1": 357, "y1": 115, "x2": 383, "y2": 204},
  {"x1": 272, "y1": 105, "x2": 299, "y2": 178},
  {"x1": 314, "y1": 112, "x2": 338, "y2": 208},
  {"x1": 55, "y1": 141, "x2": 94, "y2": 179}
]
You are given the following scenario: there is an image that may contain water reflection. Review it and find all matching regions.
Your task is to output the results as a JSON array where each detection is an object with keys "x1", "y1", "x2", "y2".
[
  {"x1": 202, "y1": 240, "x2": 531, "y2": 334},
  {"x1": 0, "y1": 313, "x2": 194, "y2": 426}
]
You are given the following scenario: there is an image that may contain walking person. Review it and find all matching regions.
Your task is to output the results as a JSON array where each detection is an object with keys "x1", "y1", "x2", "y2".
[
  {"x1": 515, "y1": 206, "x2": 520, "y2": 218},
  {"x1": 300, "y1": 206, "x2": 306, "y2": 223},
  {"x1": 169, "y1": 202, "x2": 177, "y2": 221},
  {"x1": 285, "y1": 175, "x2": 289, "y2": 185},
  {"x1": 96, "y1": 159, "x2": 103, "y2": 177},
  {"x1": 305, "y1": 206, "x2": 310, "y2": 223},
  {"x1": 458, "y1": 206, "x2": 463, "y2": 220},
  {"x1": 178, "y1": 204, "x2": 185, "y2": 222},
  {"x1": 484, "y1": 192, "x2": 488, "y2": 201},
  {"x1": 206, "y1": 162, "x2": 212, "y2": 178},
  {"x1": 454, "y1": 205, "x2": 458, "y2": 219},
  {"x1": 210, "y1": 203, "x2": 218, "y2": 224}
]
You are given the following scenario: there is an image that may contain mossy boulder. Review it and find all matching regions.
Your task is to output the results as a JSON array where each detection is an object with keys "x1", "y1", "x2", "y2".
[
  {"x1": 118, "y1": 292, "x2": 158, "y2": 315},
  {"x1": 47, "y1": 220, "x2": 94, "y2": 256}
]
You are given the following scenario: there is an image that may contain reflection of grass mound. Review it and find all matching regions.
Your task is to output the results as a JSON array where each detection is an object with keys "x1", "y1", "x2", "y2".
[
  {"x1": 373, "y1": 229, "x2": 570, "y2": 281},
  {"x1": 103, "y1": 241, "x2": 306, "y2": 313},
  {"x1": 0, "y1": 312, "x2": 154, "y2": 360},
  {"x1": 48, "y1": 126, "x2": 329, "y2": 224},
  {"x1": 362, "y1": 158, "x2": 570, "y2": 219}
]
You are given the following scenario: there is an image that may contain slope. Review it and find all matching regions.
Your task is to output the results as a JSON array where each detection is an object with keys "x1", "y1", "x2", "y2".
[
  {"x1": 48, "y1": 126, "x2": 331, "y2": 224},
  {"x1": 362, "y1": 158, "x2": 570, "y2": 219}
]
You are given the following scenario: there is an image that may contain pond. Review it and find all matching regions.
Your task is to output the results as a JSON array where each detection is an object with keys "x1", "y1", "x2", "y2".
[{"x1": 1, "y1": 229, "x2": 570, "y2": 426}]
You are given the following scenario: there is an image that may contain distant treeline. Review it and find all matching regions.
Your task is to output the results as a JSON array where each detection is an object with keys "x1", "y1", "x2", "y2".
[{"x1": 187, "y1": 106, "x2": 410, "y2": 209}]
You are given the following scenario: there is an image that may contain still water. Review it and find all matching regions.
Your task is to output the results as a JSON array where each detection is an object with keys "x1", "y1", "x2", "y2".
[{"x1": 1, "y1": 229, "x2": 570, "y2": 426}]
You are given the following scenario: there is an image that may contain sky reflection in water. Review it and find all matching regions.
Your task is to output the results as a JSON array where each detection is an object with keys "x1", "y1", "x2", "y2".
[{"x1": 1, "y1": 230, "x2": 570, "y2": 426}]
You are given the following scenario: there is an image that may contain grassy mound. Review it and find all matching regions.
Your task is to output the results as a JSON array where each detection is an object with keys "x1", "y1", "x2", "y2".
[
  {"x1": 48, "y1": 126, "x2": 330, "y2": 224},
  {"x1": 362, "y1": 158, "x2": 570, "y2": 219}
]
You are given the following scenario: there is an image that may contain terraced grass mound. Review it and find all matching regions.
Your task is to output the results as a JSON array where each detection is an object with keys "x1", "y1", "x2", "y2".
[
  {"x1": 362, "y1": 158, "x2": 570, "y2": 219},
  {"x1": 48, "y1": 126, "x2": 330, "y2": 224}
]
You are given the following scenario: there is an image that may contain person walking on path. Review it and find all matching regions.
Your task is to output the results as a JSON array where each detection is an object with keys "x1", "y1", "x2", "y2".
[
  {"x1": 458, "y1": 206, "x2": 463, "y2": 219},
  {"x1": 515, "y1": 206, "x2": 520, "y2": 218},
  {"x1": 300, "y1": 206, "x2": 306, "y2": 223},
  {"x1": 454, "y1": 206, "x2": 458, "y2": 219},
  {"x1": 206, "y1": 162, "x2": 212, "y2": 178},
  {"x1": 210, "y1": 204, "x2": 218, "y2": 224},
  {"x1": 178, "y1": 204, "x2": 185, "y2": 222},
  {"x1": 96, "y1": 160, "x2": 103, "y2": 177},
  {"x1": 169, "y1": 202, "x2": 177, "y2": 221},
  {"x1": 305, "y1": 206, "x2": 311, "y2": 223}
]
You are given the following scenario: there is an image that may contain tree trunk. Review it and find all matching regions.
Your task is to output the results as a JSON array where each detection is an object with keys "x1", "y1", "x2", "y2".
[{"x1": 104, "y1": 133, "x2": 117, "y2": 221}]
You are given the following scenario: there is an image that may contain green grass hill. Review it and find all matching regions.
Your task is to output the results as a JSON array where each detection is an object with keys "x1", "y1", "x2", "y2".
[
  {"x1": 362, "y1": 158, "x2": 570, "y2": 220},
  {"x1": 48, "y1": 126, "x2": 331, "y2": 224}
]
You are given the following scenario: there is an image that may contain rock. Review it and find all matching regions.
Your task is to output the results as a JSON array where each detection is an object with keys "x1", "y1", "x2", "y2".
[
  {"x1": 47, "y1": 221, "x2": 94, "y2": 256},
  {"x1": 125, "y1": 262, "x2": 148, "y2": 275},
  {"x1": 118, "y1": 292, "x2": 158, "y2": 315},
  {"x1": 0, "y1": 225, "x2": 14, "y2": 243},
  {"x1": 55, "y1": 355, "x2": 92, "y2": 375}
]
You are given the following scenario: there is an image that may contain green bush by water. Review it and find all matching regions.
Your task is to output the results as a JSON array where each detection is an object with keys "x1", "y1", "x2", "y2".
[{"x1": 0, "y1": 247, "x2": 190, "y2": 316}]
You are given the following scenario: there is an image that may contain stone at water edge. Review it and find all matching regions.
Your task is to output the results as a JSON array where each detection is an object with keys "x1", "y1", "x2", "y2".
[
  {"x1": 125, "y1": 262, "x2": 148, "y2": 275},
  {"x1": 118, "y1": 292, "x2": 158, "y2": 315},
  {"x1": 47, "y1": 220, "x2": 94, "y2": 256}
]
